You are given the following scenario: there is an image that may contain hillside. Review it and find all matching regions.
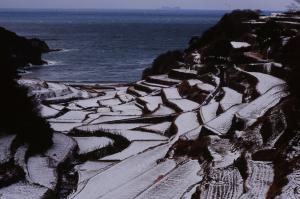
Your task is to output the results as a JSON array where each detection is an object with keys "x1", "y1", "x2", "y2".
[{"x1": 1, "y1": 10, "x2": 300, "y2": 199}]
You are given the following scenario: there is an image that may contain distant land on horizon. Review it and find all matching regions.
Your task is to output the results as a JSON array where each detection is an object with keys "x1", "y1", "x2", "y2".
[{"x1": 0, "y1": 8, "x2": 283, "y2": 12}]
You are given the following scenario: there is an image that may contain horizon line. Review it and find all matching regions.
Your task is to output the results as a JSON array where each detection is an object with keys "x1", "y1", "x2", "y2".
[{"x1": 0, "y1": 7, "x2": 284, "y2": 12}]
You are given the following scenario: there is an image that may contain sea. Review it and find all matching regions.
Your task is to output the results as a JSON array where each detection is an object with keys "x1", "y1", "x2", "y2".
[{"x1": 0, "y1": 9, "x2": 225, "y2": 83}]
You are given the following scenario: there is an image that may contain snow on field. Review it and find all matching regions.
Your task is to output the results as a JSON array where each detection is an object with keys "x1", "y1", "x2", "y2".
[
  {"x1": 230, "y1": 41, "x2": 251, "y2": 49},
  {"x1": 51, "y1": 110, "x2": 90, "y2": 123},
  {"x1": 236, "y1": 85, "x2": 289, "y2": 128},
  {"x1": 136, "y1": 81, "x2": 162, "y2": 92},
  {"x1": 204, "y1": 104, "x2": 247, "y2": 136},
  {"x1": 248, "y1": 72, "x2": 285, "y2": 94},
  {"x1": 71, "y1": 143, "x2": 170, "y2": 199},
  {"x1": 181, "y1": 183, "x2": 199, "y2": 199},
  {"x1": 90, "y1": 115, "x2": 138, "y2": 124},
  {"x1": 99, "y1": 110, "x2": 143, "y2": 117},
  {"x1": 174, "y1": 112, "x2": 200, "y2": 141},
  {"x1": 135, "y1": 160, "x2": 202, "y2": 199},
  {"x1": 148, "y1": 75, "x2": 181, "y2": 85},
  {"x1": 27, "y1": 156, "x2": 57, "y2": 190},
  {"x1": 101, "y1": 141, "x2": 166, "y2": 161},
  {"x1": 127, "y1": 86, "x2": 148, "y2": 97},
  {"x1": 97, "y1": 107, "x2": 111, "y2": 113},
  {"x1": 50, "y1": 104, "x2": 65, "y2": 111},
  {"x1": 100, "y1": 159, "x2": 177, "y2": 199},
  {"x1": 66, "y1": 103, "x2": 83, "y2": 111},
  {"x1": 43, "y1": 86, "x2": 90, "y2": 103},
  {"x1": 184, "y1": 126, "x2": 203, "y2": 140},
  {"x1": 40, "y1": 105, "x2": 59, "y2": 118},
  {"x1": 50, "y1": 122, "x2": 82, "y2": 133},
  {"x1": 75, "y1": 97, "x2": 102, "y2": 108},
  {"x1": 139, "y1": 96, "x2": 163, "y2": 105},
  {"x1": 199, "y1": 102, "x2": 219, "y2": 123},
  {"x1": 195, "y1": 83, "x2": 215, "y2": 93},
  {"x1": 83, "y1": 113, "x2": 102, "y2": 124},
  {"x1": 75, "y1": 161, "x2": 116, "y2": 184},
  {"x1": 138, "y1": 96, "x2": 163, "y2": 112},
  {"x1": 168, "y1": 99, "x2": 200, "y2": 112},
  {"x1": 14, "y1": 145, "x2": 29, "y2": 175},
  {"x1": 44, "y1": 133, "x2": 76, "y2": 166},
  {"x1": 0, "y1": 134, "x2": 16, "y2": 165},
  {"x1": 220, "y1": 87, "x2": 243, "y2": 111},
  {"x1": 140, "y1": 122, "x2": 172, "y2": 135},
  {"x1": 117, "y1": 93, "x2": 135, "y2": 103},
  {"x1": 0, "y1": 182, "x2": 49, "y2": 199},
  {"x1": 111, "y1": 103, "x2": 141, "y2": 112},
  {"x1": 109, "y1": 130, "x2": 168, "y2": 142},
  {"x1": 73, "y1": 137, "x2": 113, "y2": 155},
  {"x1": 77, "y1": 123, "x2": 150, "y2": 132},
  {"x1": 172, "y1": 68, "x2": 198, "y2": 76},
  {"x1": 186, "y1": 79, "x2": 204, "y2": 87},
  {"x1": 142, "y1": 81, "x2": 170, "y2": 88},
  {"x1": 99, "y1": 98, "x2": 122, "y2": 107},
  {"x1": 162, "y1": 88, "x2": 182, "y2": 99},
  {"x1": 151, "y1": 104, "x2": 176, "y2": 116}
]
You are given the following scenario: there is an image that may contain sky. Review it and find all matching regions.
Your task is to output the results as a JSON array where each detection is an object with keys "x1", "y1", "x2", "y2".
[{"x1": 0, "y1": 0, "x2": 294, "y2": 11}]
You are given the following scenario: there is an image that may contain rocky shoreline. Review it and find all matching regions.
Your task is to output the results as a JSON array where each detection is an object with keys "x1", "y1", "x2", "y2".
[{"x1": 1, "y1": 10, "x2": 300, "y2": 199}]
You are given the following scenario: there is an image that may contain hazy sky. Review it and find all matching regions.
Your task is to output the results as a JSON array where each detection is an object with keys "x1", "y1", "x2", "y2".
[{"x1": 0, "y1": 0, "x2": 294, "y2": 11}]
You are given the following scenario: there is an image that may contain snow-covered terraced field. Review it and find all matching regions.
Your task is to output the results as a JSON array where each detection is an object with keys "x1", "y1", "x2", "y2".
[{"x1": 3, "y1": 11, "x2": 299, "y2": 199}]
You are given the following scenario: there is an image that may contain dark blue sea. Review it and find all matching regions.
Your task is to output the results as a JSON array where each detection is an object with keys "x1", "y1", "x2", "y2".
[{"x1": 0, "y1": 9, "x2": 225, "y2": 83}]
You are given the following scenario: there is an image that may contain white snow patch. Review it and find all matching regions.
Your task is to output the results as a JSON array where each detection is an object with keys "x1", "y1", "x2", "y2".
[
  {"x1": 162, "y1": 88, "x2": 182, "y2": 99},
  {"x1": 99, "y1": 98, "x2": 122, "y2": 107},
  {"x1": 44, "y1": 133, "x2": 76, "y2": 166},
  {"x1": 101, "y1": 141, "x2": 166, "y2": 161},
  {"x1": 73, "y1": 137, "x2": 113, "y2": 155},
  {"x1": 27, "y1": 156, "x2": 57, "y2": 190},
  {"x1": 195, "y1": 83, "x2": 215, "y2": 93},
  {"x1": 204, "y1": 104, "x2": 247, "y2": 136},
  {"x1": 90, "y1": 115, "x2": 138, "y2": 124},
  {"x1": 50, "y1": 122, "x2": 82, "y2": 133},
  {"x1": 110, "y1": 130, "x2": 168, "y2": 142},
  {"x1": 236, "y1": 85, "x2": 289, "y2": 128},
  {"x1": 174, "y1": 112, "x2": 200, "y2": 140},
  {"x1": 199, "y1": 102, "x2": 220, "y2": 123},
  {"x1": 97, "y1": 107, "x2": 111, "y2": 113},
  {"x1": 231, "y1": 41, "x2": 251, "y2": 49},
  {"x1": 75, "y1": 161, "x2": 116, "y2": 185},
  {"x1": 151, "y1": 104, "x2": 176, "y2": 116},
  {"x1": 168, "y1": 99, "x2": 200, "y2": 112},
  {"x1": 0, "y1": 182, "x2": 49, "y2": 199},
  {"x1": 0, "y1": 134, "x2": 16, "y2": 165},
  {"x1": 51, "y1": 110, "x2": 90, "y2": 123},
  {"x1": 248, "y1": 72, "x2": 285, "y2": 94},
  {"x1": 220, "y1": 87, "x2": 243, "y2": 111},
  {"x1": 136, "y1": 160, "x2": 202, "y2": 199},
  {"x1": 50, "y1": 104, "x2": 65, "y2": 111},
  {"x1": 40, "y1": 105, "x2": 60, "y2": 118},
  {"x1": 77, "y1": 123, "x2": 150, "y2": 132},
  {"x1": 140, "y1": 122, "x2": 172, "y2": 135},
  {"x1": 100, "y1": 160, "x2": 177, "y2": 199},
  {"x1": 70, "y1": 143, "x2": 170, "y2": 199}
]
